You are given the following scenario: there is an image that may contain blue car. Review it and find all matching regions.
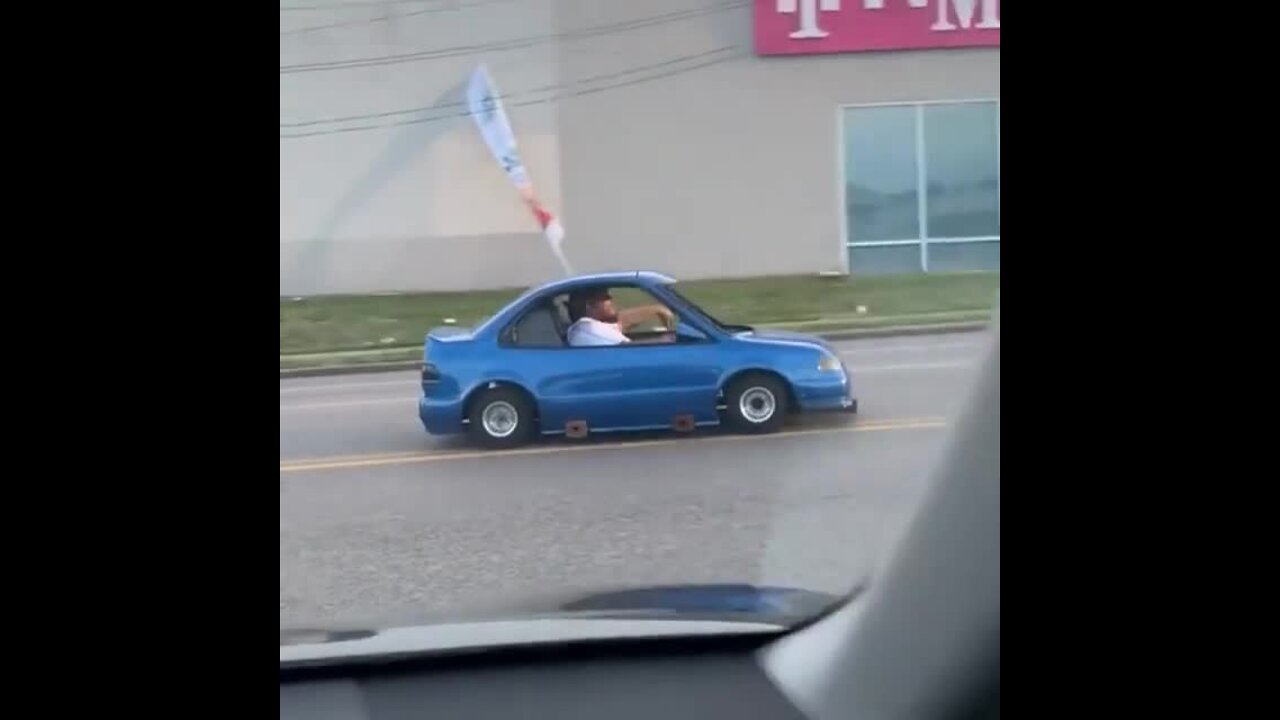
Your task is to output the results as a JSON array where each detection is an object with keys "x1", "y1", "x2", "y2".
[{"x1": 418, "y1": 271, "x2": 857, "y2": 448}]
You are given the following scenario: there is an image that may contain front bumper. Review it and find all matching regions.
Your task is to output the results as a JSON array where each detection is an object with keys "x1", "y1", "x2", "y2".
[
  {"x1": 793, "y1": 369, "x2": 857, "y2": 414},
  {"x1": 801, "y1": 393, "x2": 858, "y2": 414}
]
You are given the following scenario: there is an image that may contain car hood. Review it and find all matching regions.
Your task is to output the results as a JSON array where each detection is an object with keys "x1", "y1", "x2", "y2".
[
  {"x1": 735, "y1": 328, "x2": 838, "y2": 354},
  {"x1": 281, "y1": 584, "x2": 842, "y2": 668}
]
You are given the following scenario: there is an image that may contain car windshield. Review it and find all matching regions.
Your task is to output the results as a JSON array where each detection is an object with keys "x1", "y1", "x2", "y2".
[
  {"x1": 660, "y1": 282, "x2": 740, "y2": 333},
  {"x1": 281, "y1": 4, "x2": 1000, "y2": 643}
]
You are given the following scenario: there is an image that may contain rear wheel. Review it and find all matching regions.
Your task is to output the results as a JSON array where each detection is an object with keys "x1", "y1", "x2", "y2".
[
  {"x1": 722, "y1": 373, "x2": 788, "y2": 434},
  {"x1": 467, "y1": 386, "x2": 536, "y2": 448}
]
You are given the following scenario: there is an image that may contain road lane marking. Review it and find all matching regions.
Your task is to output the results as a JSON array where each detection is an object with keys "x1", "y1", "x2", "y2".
[
  {"x1": 847, "y1": 360, "x2": 972, "y2": 373},
  {"x1": 843, "y1": 341, "x2": 981, "y2": 354},
  {"x1": 278, "y1": 449, "x2": 433, "y2": 465},
  {"x1": 278, "y1": 416, "x2": 948, "y2": 474}
]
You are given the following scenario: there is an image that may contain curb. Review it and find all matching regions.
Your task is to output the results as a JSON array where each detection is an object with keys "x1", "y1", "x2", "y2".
[
  {"x1": 279, "y1": 320, "x2": 989, "y2": 379},
  {"x1": 806, "y1": 320, "x2": 988, "y2": 342},
  {"x1": 280, "y1": 360, "x2": 427, "y2": 379}
]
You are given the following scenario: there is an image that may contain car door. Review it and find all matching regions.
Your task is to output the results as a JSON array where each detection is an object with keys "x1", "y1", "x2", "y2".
[
  {"x1": 499, "y1": 291, "x2": 723, "y2": 434},
  {"x1": 541, "y1": 338, "x2": 722, "y2": 432},
  {"x1": 493, "y1": 299, "x2": 631, "y2": 432}
]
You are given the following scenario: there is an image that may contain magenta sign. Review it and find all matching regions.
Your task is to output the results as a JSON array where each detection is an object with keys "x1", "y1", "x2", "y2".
[{"x1": 754, "y1": 0, "x2": 1000, "y2": 56}]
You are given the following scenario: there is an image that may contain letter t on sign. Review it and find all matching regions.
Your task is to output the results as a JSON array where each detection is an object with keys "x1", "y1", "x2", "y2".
[{"x1": 777, "y1": 0, "x2": 842, "y2": 39}]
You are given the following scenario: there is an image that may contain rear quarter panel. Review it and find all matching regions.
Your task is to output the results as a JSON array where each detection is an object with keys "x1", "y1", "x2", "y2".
[
  {"x1": 419, "y1": 331, "x2": 504, "y2": 434},
  {"x1": 422, "y1": 333, "x2": 574, "y2": 433}
]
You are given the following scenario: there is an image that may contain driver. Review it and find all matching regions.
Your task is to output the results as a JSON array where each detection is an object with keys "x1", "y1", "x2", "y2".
[{"x1": 566, "y1": 288, "x2": 675, "y2": 346}]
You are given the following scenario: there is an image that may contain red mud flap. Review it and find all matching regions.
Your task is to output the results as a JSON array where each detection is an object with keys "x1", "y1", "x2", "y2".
[
  {"x1": 565, "y1": 420, "x2": 589, "y2": 439},
  {"x1": 673, "y1": 414, "x2": 696, "y2": 433}
]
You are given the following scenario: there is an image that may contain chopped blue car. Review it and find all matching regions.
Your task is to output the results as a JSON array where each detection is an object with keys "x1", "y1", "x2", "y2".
[{"x1": 418, "y1": 271, "x2": 856, "y2": 448}]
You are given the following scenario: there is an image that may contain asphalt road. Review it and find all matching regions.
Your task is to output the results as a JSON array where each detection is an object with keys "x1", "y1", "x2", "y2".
[{"x1": 280, "y1": 332, "x2": 989, "y2": 628}]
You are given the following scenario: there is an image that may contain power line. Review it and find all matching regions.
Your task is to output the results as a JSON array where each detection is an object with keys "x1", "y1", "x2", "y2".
[
  {"x1": 280, "y1": 50, "x2": 745, "y2": 139},
  {"x1": 281, "y1": 1, "x2": 456, "y2": 11},
  {"x1": 280, "y1": 1, "x2": 743, "y2": 74},
  {"x1": 279, "y1": 0, "x2": 747, "y2": 74},
  {"x1": 281, "y1": 0, "x2": 514, "y2": 36},
  {"x1": 281, "y1": 45, "x2": 738, "y2": 128}
]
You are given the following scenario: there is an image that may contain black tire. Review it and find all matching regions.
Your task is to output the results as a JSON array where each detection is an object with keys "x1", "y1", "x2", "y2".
[
  {"x1": 722, "y1": 372, "x2": 788, "y2": 434},
  {"x1": 466, "y1": 385, "x2": 536, "y2": 449}
]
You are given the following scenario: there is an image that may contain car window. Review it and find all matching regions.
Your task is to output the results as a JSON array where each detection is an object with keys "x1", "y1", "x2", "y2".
[
  {"x1": 560, "y1": 283, "x2": 703, "y2": 344},
  {"x1": 504, "y1": 302, "x2": 566, "y2": 348}
]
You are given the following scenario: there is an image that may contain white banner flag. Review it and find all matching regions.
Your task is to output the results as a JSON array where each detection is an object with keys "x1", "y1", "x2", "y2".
[{"x1": 465, "y1": 64, "x2": 571, "y2": 275}]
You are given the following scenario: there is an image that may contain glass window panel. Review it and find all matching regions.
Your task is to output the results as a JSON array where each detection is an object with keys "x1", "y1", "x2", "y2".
[
  {"x1": 843, "y1": 106, "x2": 919, "y2": 243},
  {"x1": 849, "y1": 244, "x2": 922, "y2": 275},
  {"x1": 922, "y1": 102, "x2": 999, "y2": 239},
  {"x1": 928, "y1": 241, "x2": 1000, "y2": 272}
]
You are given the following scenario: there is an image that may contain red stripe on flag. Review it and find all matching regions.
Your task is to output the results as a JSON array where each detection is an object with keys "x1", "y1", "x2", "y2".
[{"x1": 527, "y1": 199, "x2": 553, "y2": 229}]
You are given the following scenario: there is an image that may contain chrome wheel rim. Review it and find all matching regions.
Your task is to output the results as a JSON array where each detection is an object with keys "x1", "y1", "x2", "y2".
[
  {"x1": 739, "y1": 387, "x2": 776, "y2": 423},
  {"x1": 481, "y1": 401, "x2": 518, "y2": 437}
]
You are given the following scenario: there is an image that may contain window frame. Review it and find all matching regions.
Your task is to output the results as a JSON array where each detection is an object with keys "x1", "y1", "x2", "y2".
[
  {"x1": 496, "y1": 282, "x2": 718, "y2": 351},
  {"x1": 836, "y1": 98, "x2": 1000, "y2": 274},
  {"x1": 498, "y1": 298, "x2": 569, "y2": 349}
]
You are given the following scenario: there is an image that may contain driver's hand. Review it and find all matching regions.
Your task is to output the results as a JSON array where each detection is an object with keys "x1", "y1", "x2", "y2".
[{"x1": 656, "y1": 306, "x2": 675, "y2": 328}]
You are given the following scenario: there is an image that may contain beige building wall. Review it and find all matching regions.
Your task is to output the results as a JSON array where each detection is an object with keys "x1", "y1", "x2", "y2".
[{"x1": 279, "y1": 1, "x2": 998, "y2": 295}]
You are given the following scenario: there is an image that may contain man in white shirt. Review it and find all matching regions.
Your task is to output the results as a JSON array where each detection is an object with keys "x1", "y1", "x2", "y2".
[{"x1": 566, "y1": 287, "x2": 675, "y2": 346}]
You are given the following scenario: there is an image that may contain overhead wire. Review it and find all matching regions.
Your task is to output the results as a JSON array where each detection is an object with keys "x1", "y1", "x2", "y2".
[
  {"x1": 279, "y1": 0, "x2": 747, "y2": 74},
  {"x1": 280, "y1": 48, "x2": 746, "y2": 139},
  {"x1": 281, "y1": 0, "x2": 515, "y2": 36},
  {"x1": 281, "y1": 45, "x2": 738, "y2": 128},
  {"x1": 281, "y1": 1, "x2": 461, "y2": 11}
]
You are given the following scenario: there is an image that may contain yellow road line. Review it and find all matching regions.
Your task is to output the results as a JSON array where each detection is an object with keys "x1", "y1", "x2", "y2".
[
  {"x1": 279, "y1": 416, "x2": 947, "y2": 474},
  {"x1": 278, "y1": 449, "x2": 432, "y2": 465}
]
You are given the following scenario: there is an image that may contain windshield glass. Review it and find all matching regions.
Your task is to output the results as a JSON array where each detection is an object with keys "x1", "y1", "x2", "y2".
[
  {"x1": 660, "y1": 283, "x2": 738, "y2": 333},
  {"x1": 280, "y1": 3, "x2": 1000, "y2": 638}
]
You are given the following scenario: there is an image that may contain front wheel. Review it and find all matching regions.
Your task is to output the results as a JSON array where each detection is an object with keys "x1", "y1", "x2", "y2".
[
  {"x1": 722, "y1": 373, "x2": 788, "y2": 434},
  {"x1": 467, "y1": 386, "x2": 536, "y2": 448}
]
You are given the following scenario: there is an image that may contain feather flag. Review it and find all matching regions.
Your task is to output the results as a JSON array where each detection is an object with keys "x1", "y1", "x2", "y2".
[{"x1": 465, "y1": 64, "x2": 570, "y2": 275}]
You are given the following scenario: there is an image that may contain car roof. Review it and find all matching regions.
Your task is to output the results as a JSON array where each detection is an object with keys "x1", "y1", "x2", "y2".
[
  {"x1": 530, "y1": 271, "x2": 677, "y2": 295},
  {"x1": 471, "y1": 271, "x2": 678, "y2": 336}
]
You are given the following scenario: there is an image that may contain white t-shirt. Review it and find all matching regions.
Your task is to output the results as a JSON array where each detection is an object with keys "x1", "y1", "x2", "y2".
[{"x1": 567, "y1": 317, "x2": 630, "y2": 346}]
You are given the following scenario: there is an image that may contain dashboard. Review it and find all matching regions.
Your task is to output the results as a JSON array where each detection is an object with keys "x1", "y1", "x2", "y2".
[{"x1": 280, "y1": 632, "x2": 809, "y2": 720}]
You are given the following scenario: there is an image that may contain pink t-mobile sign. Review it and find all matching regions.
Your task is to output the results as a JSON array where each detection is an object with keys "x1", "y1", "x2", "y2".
[{"x1": 755, "y1": 0, "x2": 1000, "y2": 56}]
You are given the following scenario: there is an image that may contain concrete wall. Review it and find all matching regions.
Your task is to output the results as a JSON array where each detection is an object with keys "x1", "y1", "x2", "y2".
[
  {"x1": 279, "y1": 1, "x2": 998, "y2": 295},
  {"x1": 280, "y1": 0, "x2": 563, "y2": 294}
]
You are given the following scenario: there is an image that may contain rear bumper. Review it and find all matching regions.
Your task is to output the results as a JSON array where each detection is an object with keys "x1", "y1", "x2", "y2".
[{"x1": 419, "y1": 396, "x2": 465, "y2": 435}]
